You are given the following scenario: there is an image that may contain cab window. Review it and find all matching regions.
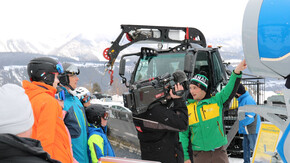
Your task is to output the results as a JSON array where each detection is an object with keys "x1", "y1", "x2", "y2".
[
  {"x1": 194, "y1": 51, "x2": 209, "y2": 75},
  {"x1": 211, "y1": 51, "x2": 225, "y2": 86},
  {"x1": 134, "y1": 53, "x2": 186, "y2": 82}
]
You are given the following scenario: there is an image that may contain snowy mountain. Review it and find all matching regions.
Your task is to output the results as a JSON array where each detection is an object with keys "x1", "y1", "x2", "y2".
[
  {"x1": 0, "y1": 39, "x2": 41, "y2": 54},
  {"x1": 0, "y1": 33, "x2": 244, "y2": 62},
  {"x1": 49, "y1": 34, "x2": 112, "y2": 61},
  {"x1": 0, "y1": 34, "x2": 112, "y2": 62},
  {"x1": 0, "y1": 34, "x2": 76, "y2": 55},
  {"x1": 0, "y1": 34, "x2": 287, "y2": 93}
]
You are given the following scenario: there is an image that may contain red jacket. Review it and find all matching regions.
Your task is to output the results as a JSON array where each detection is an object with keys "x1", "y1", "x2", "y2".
[{"x1": 22, "y1": 80, "x2": 73, "y2": 163}]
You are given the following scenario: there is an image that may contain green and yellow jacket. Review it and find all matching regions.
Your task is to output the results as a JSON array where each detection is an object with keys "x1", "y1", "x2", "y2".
[{"x1": 179, "y1": 71, "x2": 241, "y2": 161}]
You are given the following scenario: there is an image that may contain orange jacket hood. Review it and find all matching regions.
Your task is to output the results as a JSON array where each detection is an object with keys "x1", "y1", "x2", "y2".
[{"x1": 22, "y1": 80, "x2": 56, "y2": 100}]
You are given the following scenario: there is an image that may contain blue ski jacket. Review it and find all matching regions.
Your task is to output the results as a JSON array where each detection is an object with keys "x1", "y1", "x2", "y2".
[
  {"x1": 62, "y1": 87, "x2": 89, "y2": 163},
  {"x1": 88, "y1": 125, "x2": 115, "y2": 163},
  {"x1": 238, "y1": 91, "x2": 261, "y2": 134}
]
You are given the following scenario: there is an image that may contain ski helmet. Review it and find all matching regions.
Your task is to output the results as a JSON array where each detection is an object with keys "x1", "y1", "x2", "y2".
[
  {"x1": 63, "y1": 63, "x2": 80, "y2": 75},
  {"x1": 58, "y1": 63, "x2": 80, "y2": 89},
  {"x1": 73, "y1": 87, "x2": 91, "y2": 103},
  {"x1": 27, "y1": 57, "x2": 64, "y2": 86},
  {"x1": 85, "y1": 104, "x2": 109, "y2": 127}
]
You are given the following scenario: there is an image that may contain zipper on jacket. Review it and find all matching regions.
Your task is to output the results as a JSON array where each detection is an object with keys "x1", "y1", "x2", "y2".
[
  {"x1": 217, "y1": 121, "x2": 224, "y2": 137},
  {"x1": 194, "y1": 105, "x2": 198, "y2": 122},
  {"x1": 201, "y1": 107, "x2": 206, "y2": 120},
  {"x1": 74, "y1": 112, "x2": 81, "y2": 128},
  {"x1": 190, "y1": 126, "x2": 194, "y2": 142}
]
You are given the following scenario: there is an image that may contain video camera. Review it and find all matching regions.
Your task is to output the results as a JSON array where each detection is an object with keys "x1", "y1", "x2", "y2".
[{"x1": 123, "y1": 70, "x2": 188, "y2": 115}]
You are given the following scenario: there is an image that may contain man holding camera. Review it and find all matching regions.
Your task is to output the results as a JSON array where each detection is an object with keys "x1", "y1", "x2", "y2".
[{"x1": 133, "y1": 77, "x2": 188, "y2": 163}]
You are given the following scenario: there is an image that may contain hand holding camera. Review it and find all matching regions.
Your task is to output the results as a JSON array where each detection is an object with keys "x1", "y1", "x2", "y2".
[{"x1": 170, "y1": 83, "x2": 184, "y2": 99}]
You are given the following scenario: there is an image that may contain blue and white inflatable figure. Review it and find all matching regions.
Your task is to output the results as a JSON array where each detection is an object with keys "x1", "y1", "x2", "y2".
[
  {"x1": 242, "y1": 0, "x2": 290, "y2": 79},
  {"x1": 243, "y1": 0, "x2": 290, "y2": 162},
  {"x1": 277, "y1": 124, "x2": 290, "y2": 163}
]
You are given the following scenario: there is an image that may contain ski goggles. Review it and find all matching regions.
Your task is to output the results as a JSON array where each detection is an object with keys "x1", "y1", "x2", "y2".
[
  {"x1": 56, "y1": 62, "x2": 64, "y2": 74},
  {"x1": 55, "y1": 88, "x2": 65, "y2": 101},
  {"x1": 103, "y1": 111, "x2": 109, "y2": 120},
  {"x1": 81, "y1": 95, "x2": 91, "y2": 103}
]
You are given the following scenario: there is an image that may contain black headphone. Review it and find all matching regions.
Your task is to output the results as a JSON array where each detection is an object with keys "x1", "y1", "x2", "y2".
[{"x1": 58, "y1": 73, "x2": 70, "y2": 87}]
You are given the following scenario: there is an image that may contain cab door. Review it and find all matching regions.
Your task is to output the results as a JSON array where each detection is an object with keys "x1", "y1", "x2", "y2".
[
  {"x1": 209, "y1": 49, "x2": 227, "y2": 94},
  {"x1": 192, "y1": 48, "x2": 227, "y2": 95}
]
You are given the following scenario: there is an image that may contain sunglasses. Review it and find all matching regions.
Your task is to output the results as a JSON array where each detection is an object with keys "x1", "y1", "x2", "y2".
[
  {"x1": 68, "y1": 72, "x2": 79, "y2": 76},
  {"x1": 68, "y1": 74, "x2": 78, "y2": 78}
]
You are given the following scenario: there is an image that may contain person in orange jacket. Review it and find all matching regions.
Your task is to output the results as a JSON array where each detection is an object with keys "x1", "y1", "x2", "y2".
[{"x1": 22, "y1": 57, "x2": 74, "y2": 163}]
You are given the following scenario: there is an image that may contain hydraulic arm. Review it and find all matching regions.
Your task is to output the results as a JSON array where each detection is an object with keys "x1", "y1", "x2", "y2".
[{"x1": 103, "y1": 24, "x2": 207, "y2": 84}]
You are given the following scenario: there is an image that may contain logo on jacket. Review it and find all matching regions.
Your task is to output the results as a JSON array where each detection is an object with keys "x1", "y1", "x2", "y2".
[{"x1": 136, "y1": 126, "x2": 143, "y2": 132}]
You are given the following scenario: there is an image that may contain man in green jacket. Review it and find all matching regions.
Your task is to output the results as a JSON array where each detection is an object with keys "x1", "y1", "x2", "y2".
[{"x1": 180, "y1": 59, "x2": 247, "y2": 163}]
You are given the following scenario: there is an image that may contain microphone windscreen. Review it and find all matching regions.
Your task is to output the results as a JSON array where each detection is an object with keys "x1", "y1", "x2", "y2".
[{"x1": 172, "y1": 70, "x2": 187, "y2": 84}]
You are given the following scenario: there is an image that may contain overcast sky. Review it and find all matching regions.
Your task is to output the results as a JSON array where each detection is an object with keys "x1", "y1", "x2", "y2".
[{"x1": 0, "y1": 0, "x2": 249, "y2": 41}]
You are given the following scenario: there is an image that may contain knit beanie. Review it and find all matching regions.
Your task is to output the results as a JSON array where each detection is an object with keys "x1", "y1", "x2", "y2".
[
  {"x1": 237, "y1": 84, "x2": 246, "y2": 95},
  {"x1": 190, "y1": 73, "x2": 208, "y2": 91},
  {"x1": 0, "y1": 84, "x2": 34, "y2": 135}
]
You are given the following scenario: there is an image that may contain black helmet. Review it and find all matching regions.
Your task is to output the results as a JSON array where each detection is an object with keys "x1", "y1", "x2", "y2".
[
  {"x1": 85, "y1": 104, "x2": 109, "y2": 127},
  {"x1": 27, "y1": 57, "x2": 64, "y2": 86},
  {"x1": 58, "y1": 63, "x2": 80, "y2": 89}
]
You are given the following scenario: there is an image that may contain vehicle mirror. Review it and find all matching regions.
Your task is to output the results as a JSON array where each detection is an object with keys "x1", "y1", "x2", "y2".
[
  {"x1": 119, "y1": 58, "x2": 126, "y2": 76},
  {"x1": 121, "y1": 78, "x2": 126, "y2": 84},
  {"x1": 184, "y1": 54, "x2": 194, "y2": 73}
]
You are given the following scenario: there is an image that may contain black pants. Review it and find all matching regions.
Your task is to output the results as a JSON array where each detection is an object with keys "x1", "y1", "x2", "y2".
[{"x1": 141, "y1": 141, "x2": 184, "y2": 163}]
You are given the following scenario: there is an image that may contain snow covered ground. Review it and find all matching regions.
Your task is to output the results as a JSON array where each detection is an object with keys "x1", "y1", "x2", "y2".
[
  {"x1": 229, "y1": 157, "x2": 244, "y2": 163},
  {"x1": 111, "y1": 138, "x2": 245, "y2": 162}
]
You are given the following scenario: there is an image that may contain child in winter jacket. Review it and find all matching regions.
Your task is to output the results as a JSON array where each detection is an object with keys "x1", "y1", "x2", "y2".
[{"x1": 86, "y1": 104, "x2": 115, "y2": 163}]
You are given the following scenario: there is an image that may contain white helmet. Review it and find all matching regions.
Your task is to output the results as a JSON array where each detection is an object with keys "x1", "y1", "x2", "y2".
[{"x1": 73, "y1": 87, "x2": 91, "y2": 103}]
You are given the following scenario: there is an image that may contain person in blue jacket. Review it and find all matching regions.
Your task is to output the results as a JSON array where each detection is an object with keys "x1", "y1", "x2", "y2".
[
  {"x1": 236, "y1": 84, "x2": 261, "y2": 163},
  {"x1": 58, "y1": 63, "x2": 89, "y2": 163},
  {"x1": 85, "y1": 104, "x2": 115, "y2": 163}
]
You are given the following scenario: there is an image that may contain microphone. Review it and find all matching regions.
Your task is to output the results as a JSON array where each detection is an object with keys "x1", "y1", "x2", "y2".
[
  {"x1": 172, "y1": 70, "x2": 188, "y2": 85},
  {"x1": 172, "y1": 70, "x2": 188, "y2": 96}
]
